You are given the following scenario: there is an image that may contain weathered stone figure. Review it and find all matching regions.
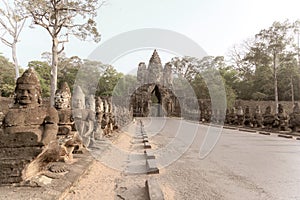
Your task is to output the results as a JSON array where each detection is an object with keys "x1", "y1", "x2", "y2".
[
  {"x1": 86, "y1": 95, "x2": 96, "y2": 112},
  {"x1": 289, "y1": 102, "x2": 300, "y2": 131},
  {"x1": 85, "y1": 95, "x2": 97, "y2": 142},
  {"x1": 0, "y1": 68, "x2": 59, "y2": 184},
  {"x1": 274, "y1": 104, "x2": 290, "y2": 131},
  {"x1": 203, "y1": 108, "x2": 211, "y2": 123},
  {"x1": 227, "y1": 107, "x2": 238, "y2": 125},
  {"x1": 163, "y1": 62, "x2": 173, "y2": 87},
  {"x1": 211, "y1": 109, "x2": 220, "y2": 124},
  {"x1": 262, "y1": 106, "x2": 275, "y2": 129},
  {"x1": 243, "y1": 106, "x2": 253, "y2": 127},
  {"x1": 236, "y1": 106, "x2": 244, "y2": 126},
  {"x1": 148, "y1": 50, "x2": 163, "y2": 84},
  {"x1": 137, "y1": 62, "x2": 148, "y2": 85},
  {"x1": 95, "y1": 96, "x2": 104, "y2": 139},
  {"x1": 252, "y1": 105, "x2": 263, "y2": 128},
  {"x1": 72, "y1": 86, "x2": 95, "y2": 147},
  {"x1": 54, "y1": 82, "x2": 74, "y2": 137}
]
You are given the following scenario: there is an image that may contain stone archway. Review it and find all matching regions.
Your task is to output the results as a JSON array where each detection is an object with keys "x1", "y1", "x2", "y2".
[
  {"x1": 130, "y1": 83, "x2": 180, "y2": 117},
  {"x1": 130, "y1": 50, "x2": 180, "y2": 117},
  {"x1": 150, "y1": 85, "x2": 162, "y2": 117}
]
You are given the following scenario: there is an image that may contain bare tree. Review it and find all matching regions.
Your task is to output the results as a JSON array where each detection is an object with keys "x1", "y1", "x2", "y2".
[
  {"x1": 20, "y1": 0, "x2": 104, "y2": 106},
  {"x1": 0, "y1": 0, "x2": 27, "y2": 80}
]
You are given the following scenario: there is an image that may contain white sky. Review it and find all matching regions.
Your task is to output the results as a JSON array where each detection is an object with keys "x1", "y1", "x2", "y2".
[{"x1": 1, "y1": 0, "x2": 300, "y2": 74}]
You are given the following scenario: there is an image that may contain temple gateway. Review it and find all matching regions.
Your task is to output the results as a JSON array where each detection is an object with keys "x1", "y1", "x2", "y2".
[{"x1": 130, "y1": 50, "x2": 180, "y2": 117}]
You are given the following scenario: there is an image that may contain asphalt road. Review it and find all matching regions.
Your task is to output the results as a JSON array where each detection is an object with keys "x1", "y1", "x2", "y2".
[{"x1": 136, "y1": 117, "x2": 300, "y2": 200}]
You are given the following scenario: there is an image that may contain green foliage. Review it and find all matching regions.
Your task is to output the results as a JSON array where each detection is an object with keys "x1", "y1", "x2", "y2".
[
  {"x1": 0, "y1": 54, "x2": 15, "y2": 97},
  {"x1": 112, "y1": 74, "x2": 137, "y2": 97},
  {"x1": 28, "y1": 61, "x2": 51, "y2": 97},
  {"x1": 57, "y1": 56, "x2": 82, "y2": 92},
  {"x1": 170, "y1": 55, "x2": 235, "y2": 108},
  {"x1": 96, "y1": 65, "x2": 123, "y2": 96}
]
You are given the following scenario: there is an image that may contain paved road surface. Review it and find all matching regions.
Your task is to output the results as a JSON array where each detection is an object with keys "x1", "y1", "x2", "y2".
[
  {"x1": 134, "y1": 117, "x2": 300, "y2": 200},
  {"x1": 65, "y1": 117, "x2": 300, "y2": 200}
]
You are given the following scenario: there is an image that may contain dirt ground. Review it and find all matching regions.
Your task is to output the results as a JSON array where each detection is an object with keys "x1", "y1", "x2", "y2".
[
  {"x1": 62, "y1": 130, "x2": 149, "y2": 200},
  {"x1": 62, "y1": 123, "x2": 174, "y2": 200}
]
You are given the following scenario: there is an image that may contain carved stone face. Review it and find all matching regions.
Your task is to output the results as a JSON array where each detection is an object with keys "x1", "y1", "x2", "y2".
[
  {"x1": 54, "y1": 92, "x2": 70, "y2": 109},
  {"x1": 86, "y1": 96, "x2": 95, "y2": 111},
  {"x1": 265, "y1": 106, "x2": 271, "y2": 114},
  {"x1": 15, "y1": 84, "x2": 39, "y2": 106},
  {"x1": 73, "y1": 98, "x2": 84, "y2": 109}
]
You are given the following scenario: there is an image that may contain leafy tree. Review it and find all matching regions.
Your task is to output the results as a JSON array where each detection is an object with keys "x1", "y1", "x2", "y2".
[
  {"x1": 96, "y1": 65, "x2": 123, "y2": 96},
  {"x1": 20, "y1": 0, "x2": 104, "y2": 106},
  {"x1": 170, "y1": 55, "x2": 231, "y2": 108},
  {"x1": 57, "y1": 55, "x2": 82, "y2": 91},
  {"x1": 219, "y1": 66, "x2": 239, "y2": 107},
  {"x1": 0, "y1": 0, "x2": 27, "y2": 79},
  {"x1": 0, "y1": 54, "x2": 15, "y2": 96},
  {"x1": 244, "y1": 20, "x2": 294, "y2": 112},
  {"x1": 28, "y1": 60, "x2": 51, "y2": 97},
  {"x1": 112, "y1": 74, "x2": 137, "y2": 97},
  {"x1": 277, "y1": 54, "x2": 300, "y2": 101}
]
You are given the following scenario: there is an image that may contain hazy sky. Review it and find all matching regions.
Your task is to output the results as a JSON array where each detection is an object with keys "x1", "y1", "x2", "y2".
[{"x1": 1, "y1": 0, "x2": 300, "y2": 73}]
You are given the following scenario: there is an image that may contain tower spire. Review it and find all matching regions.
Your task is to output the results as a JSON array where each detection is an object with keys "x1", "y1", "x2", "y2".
[{"x1": 149, "y1": 49, "x2": 162, "y2": 65}]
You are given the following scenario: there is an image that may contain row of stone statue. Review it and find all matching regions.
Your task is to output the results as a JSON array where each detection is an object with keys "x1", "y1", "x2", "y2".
[
  {"x1": 200, "y1": 104, "x2": 300, "y2": 132},
  {"x1": 55, "y1": 81, "x2": 132, "y2": 147},
  {"x1": 0, "y1": 68, "x2": 132, "y2": 184}
]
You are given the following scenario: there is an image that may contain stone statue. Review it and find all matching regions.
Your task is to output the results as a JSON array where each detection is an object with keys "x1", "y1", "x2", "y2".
[
  {"x1": 227, "y1": 107, "x2": 238, "y2": 125},
  {"x1": 148, "y1": 50, "x2": 163, "y2": 84},
  {"x1": 203, "y1": 108, "x2": 211, "y2": 123},
  {"x1": 0, "y1": 68, "x2": 59, "y2": 184},
  {"x1": 243, "y1": 106, "x2": 253, "y2": 127},
  {"x1": 95, "y1": 97, "x2": 104, "y2": 139},
  {"x1": 137, "y1": 62, "x2": 148, "y2": 85},
  {"x1": 72, "y1": 86, "x2": 95, "y2": 147},
  {"x1": 252, "y1": 105, "x2": 263, "y2": 128},
  {"x1": 211, "y1": 109, "x2": 220, "y2": 124},
  {"x1": 274, "y1": 104, "x2": 290, "y2": 131},
  {"x1": 224, "y1": 108, "x2": 230, "y2": 124},
  {"x1": 289, "y1": 103, "x2": 300, "y2": 132},
  {"x1": 236, "y1": 106, "x2": 244, "y2": 126},
  {"x1": 86, "y1": 95, "x2": 96, "y2": 112},
  {"x1": 163, "y1": 62, "x2": 173, "y2": 87},
  {"x1": 54, "y1": 82, "x2": 74, "y2": 137},
  {"x1": 262, "y1": 106, "x2": 275, "y2": 129}
]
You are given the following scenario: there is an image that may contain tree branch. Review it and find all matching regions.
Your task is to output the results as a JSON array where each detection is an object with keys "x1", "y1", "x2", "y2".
[{"x1": 0, "y1": 36, "x2": 12, "y2": 47}]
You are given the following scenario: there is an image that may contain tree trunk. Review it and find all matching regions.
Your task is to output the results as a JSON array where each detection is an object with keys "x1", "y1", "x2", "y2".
[
  {"x1": 12, "y1": 42, "x2": 19, "y2": 80},
  {"x1": 50, "y1": 38, "x2": 59, "y2": 107},
  {"x1": 291, "y1": 76, "x2": 295, "y2": 104},
  {"x1": 274, "y1": 53, "x2": 279, "y2": 114}
]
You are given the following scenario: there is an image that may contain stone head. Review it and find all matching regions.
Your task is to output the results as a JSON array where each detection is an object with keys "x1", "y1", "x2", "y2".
[
  {"x1": 14, "y1": 67, "x2": 42, "y2": 107},
  {"x1": 255, "y1": 105, "x2": 261, "y2": 114},
  {"x1": 230, "y1": 107, "x2": 236, "y2": 114},
  {"x1": 265, "y1": 106, "x2": 272, "y2": 114},
  {"x1": 245, "y1": 106, "x2": 250, "y2": 113},
  {"x1": 54, "y1": 82, "x2": 71, "y2": 109},
  {"x1": 278, "y1": 104, "x2": 284, "y2": 113},
  {"x1": 95, "y1": 97, "x2": 104, "y2": 113},
  {"x1": 293, "y1": 103, "x2": 300, "y2": 113},
  {"x1": 72, "y1": 86, "x2": 85, "y2": 109},
  {"x1": 138, "y1": 62, "x2": 147, "y2": 70},
  {"x1": 86, "y1": 95, "x2": 95, "y2": 112}
]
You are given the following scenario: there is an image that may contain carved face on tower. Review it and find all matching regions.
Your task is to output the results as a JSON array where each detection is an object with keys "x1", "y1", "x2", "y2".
[{"x1": 14, "y1": 68, "x2": 42, "y2": 107}]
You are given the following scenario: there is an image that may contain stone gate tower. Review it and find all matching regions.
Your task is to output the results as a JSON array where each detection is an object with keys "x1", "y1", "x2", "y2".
[{"x1": 131, "y1": 50, "x2": 180, "y2": 117}]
